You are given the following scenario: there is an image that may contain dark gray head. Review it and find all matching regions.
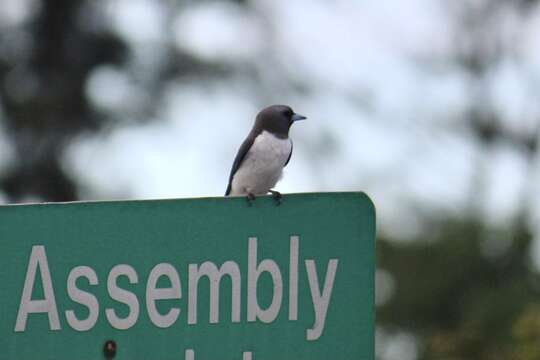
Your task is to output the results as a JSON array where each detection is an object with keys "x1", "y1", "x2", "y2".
[{"x1": 254, "y1": 105, "x2": 306, "y2": 138}]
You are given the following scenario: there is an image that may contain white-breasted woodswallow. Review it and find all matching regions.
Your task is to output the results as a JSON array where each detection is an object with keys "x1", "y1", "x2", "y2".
[{"x1": 225, "y1": 105, "x2": 306, "y2": 204}]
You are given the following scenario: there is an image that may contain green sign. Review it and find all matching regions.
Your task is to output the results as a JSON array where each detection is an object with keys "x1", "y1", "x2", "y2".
[{"x1": 0, "y1": 192, "x2": 375, "y2": 360}]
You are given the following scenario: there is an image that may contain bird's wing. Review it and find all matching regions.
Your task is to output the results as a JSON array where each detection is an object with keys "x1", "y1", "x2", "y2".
[
  {"x1": 284, "y1": 140, "x2": 293, "y2": 167},
  {"x1": 225, "y1": 136, "x2": 255, "y2": 195}
]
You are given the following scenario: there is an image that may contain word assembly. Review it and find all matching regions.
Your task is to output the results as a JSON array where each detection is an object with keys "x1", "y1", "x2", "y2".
[{"x1": 14, "y1": 236, "x2": 339, "y2": 342}]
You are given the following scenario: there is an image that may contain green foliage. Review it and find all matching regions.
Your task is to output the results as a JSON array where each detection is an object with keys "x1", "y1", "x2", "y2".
[
  {"x1": 511, "y1": 305, "x2": 540, "y2": 360},
  {"x1": 377, "y1": 219, "x2": 540, "y2": 359}
]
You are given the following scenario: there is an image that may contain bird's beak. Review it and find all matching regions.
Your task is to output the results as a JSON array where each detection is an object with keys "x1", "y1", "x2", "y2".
[{"x1": 291, "y1": 113, "x2": 307, "y2": 122}]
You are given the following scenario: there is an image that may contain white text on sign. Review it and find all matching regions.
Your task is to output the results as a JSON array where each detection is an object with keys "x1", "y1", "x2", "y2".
[{"x1": 14, "y1": 236, "x2": 339, "y2": 341}]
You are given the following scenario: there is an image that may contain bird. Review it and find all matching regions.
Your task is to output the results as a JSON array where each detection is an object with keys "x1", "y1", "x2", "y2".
[{"x1": 225, "y1": 105, "x2": 306, "y2": 205}]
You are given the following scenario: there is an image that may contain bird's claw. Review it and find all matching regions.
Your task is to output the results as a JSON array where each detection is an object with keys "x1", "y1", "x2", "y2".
[
  {"x1": 269, "y1": 190, "x2": 282, "y2": 206},
  {"x1": 246, "y1": 193, "x2": 256, "y2": 207}
]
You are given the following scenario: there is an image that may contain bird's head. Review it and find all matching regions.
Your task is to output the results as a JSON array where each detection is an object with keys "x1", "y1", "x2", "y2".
[{"x1": 256, "y1": 105, "x2": 306, "y2": 137}]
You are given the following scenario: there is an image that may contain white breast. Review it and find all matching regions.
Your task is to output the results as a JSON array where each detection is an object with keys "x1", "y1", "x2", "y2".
[{"x1": 230, "y1": 131, "x2": 292, "y2": 195}]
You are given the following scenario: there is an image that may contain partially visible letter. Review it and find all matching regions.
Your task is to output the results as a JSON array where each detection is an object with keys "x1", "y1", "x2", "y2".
[
  {"x1": 15, "y1": 245, "x2": 61, "y2": 332},
  {"x1": 247, "y1": 237, "x2": 283, "y2": 323},
  {"x1": 106, "y1": 264, "x2": 139, "y2": 330},
  {"x1": 65, "y1": 266, "x2": 99, "y2": 331},
  {"x1": 289, "y1": 236, "x2": 299, "y2": 320},
  {"x1": 306, "y1": 259, "x2": 338, "y2": 340},
  {"x1": 146, "y1": 263, "x2": 181, "y2": 328},
  {"x1": 188, "y1": 261, "x2": 241, "y2": 324}
]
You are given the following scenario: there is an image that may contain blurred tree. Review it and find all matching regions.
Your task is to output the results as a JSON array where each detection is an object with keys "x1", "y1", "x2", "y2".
[
  {"x1": 375, "y1": 1, "x2": 540, "y2": 356},
  {"x1": 449, "y1": 0, "x2": 540, "y2": 218},
  {"x1": 0, "y1": 0, "x2": 250, "y2": 202},
  {"x1": 512, "y1": 305, "x2": 540, "y2": 360},
  {"x1": 378, "y1": 219, "x2": 540, "y2": 359},
  {"x1": 0, "y1": 0, "x2": 126, "y2": 201}
]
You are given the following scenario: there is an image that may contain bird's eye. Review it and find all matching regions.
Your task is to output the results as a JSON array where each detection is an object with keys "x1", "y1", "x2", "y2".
[{"x1": 283, "y1": 109, "x2": 293, "y2": 117}]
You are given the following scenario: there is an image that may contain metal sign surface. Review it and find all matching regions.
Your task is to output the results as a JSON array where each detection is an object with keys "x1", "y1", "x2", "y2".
[{"x1": 0, "y1": 192, "x2": 375, "y2": 360}]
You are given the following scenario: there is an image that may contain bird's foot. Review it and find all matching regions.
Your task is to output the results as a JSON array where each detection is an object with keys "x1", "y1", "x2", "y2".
[
  {"x1": 269, "y1": 190, "x2": 282, "y2": 206},
  {"x1": 246, "y1": 192, "x2": 256, "y2": 207}
]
